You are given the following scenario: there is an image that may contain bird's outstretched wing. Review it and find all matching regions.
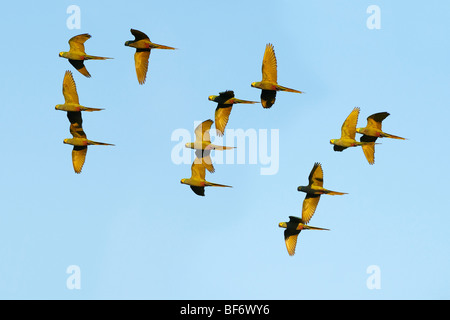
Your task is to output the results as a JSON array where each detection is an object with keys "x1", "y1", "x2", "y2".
[
  {"x1": 366, "y1": 112, "x2": 389, "y2": 130},
  {"x1": 194, "y1": 119, "x2": 213, "y2": 142},
  {"x1": 308, "y1": 162, "x2": 324, "y2": 188},
  {"x1": 262, "y1": 43, "x2": 277, "y2": 83},
  {"x1": 69, "y1": 59, "x2": 91, "y2": 78},
  {"x1": 301, "y1": 194, "x2": 320, "y2": 225},
  {"x1": 214, "y1": 106, "x2": 232, "y2": 136},
  {"x1": 62, "y1": 70, "x2": 79, "y2": 104},
  {"x1": 341, "y1": 107, "x2": 360, "y2": 140},
  {"x1": 131, "y1": 29, "x2": 150, "y2": 41},
  {"x1": 68, "y1": 33, "x2": 91, "y2": 53},
  {"x1": 284, "y1": 229, "x2": 300, "y2": 256},
  {"x1": 191, "y1": 158, "x2": 206, "y2": 180},
  {"x1": 72, "y1": 146, "x2": 87, "y2": 174},
  {"x1": 134, "y1": 49, "x2": 150, "y2": 84}
]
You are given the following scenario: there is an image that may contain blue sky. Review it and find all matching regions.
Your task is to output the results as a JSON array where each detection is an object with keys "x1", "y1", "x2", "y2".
[{"x1": 0, "y1": 0, "x2": 448, "y2": 299}]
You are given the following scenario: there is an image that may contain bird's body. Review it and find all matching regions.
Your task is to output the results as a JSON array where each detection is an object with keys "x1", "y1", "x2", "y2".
[
  {"x1": 356, "y1": 112, "x2": 406, "y2": 142},
  {"x1": 63, "y1": 104, "x2": 113, "y2": 173},
  {"x1": 330, "y1": 138, "x2": 368, "y2": 150},
  {"x1": 125, "y1": 29, "x2": 176, "y2": 84},
  {"x1": 181, "y1": 158, "x2": 232, "y2": 196},
  {"x1": 59, "y1": 34, "x2": 112, "y2": 78},
  {"x1": 330, "y1": 107, "x2": 375, "y2": 158},
  {"x1": 55, "y1": 71, "x2": 104, "y2": 112},
  {"x1": 297, "y1": 163, "x2": 347, "y2": 224},
  {"x1": 63, "y1": 137, "x2": 114, "y2": 147},
  {"x1": 185, "y1": 119, "x2": 234, "y2": 173},
  {"x1": 208, "y1": 90, "x2": 257, "y2": 136},
  {"x1": 278, "y1": 216, "x2": 329, "y2": 256},
  {"x1": 55, "y1": 102, "x2": 103, "y2": 112},
  {"x1": 251, "y1": 43, "x2": 303, "y2": 108}
]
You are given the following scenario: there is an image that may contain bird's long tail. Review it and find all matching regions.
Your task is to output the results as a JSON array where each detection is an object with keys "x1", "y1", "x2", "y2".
[
  {"x1": 231, "y1": 98, "x2": 258, "y2": 104},
  {"x1": 211, "y1": 145, "x2": 236, "y2": 151},
  {"x1": 153, "y1": 44, "x2": 176, "y2": 50},
  {"x1": 206, "y1": 182, "x2": 232, "y2": 188},
  {"x1": 88, "y1": 140, "x2": 115, "y2": 146},
  {"x1": 83, "y1": 107, "x2": 104, "y2": 112},
  {"x1": 303, "y1": 225, "x2": 329, "y2": 231},
  {"x1": 382, "y1": 132, "x2": 406, "y2": 140},
  {"x1": 325, "y1": 190, "x2": 347, "y2": 196},
  {"x1": 85, "y1": 55, "x2": 113, "y2": 60},
  {"x1": 275, "y1": 84, "x2": 303, "y2": 94}
]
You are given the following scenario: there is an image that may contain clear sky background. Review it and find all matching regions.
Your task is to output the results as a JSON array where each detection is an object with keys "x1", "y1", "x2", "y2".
[{"x1": 0, "y1": 0, "x2": 448, "y2": 299}]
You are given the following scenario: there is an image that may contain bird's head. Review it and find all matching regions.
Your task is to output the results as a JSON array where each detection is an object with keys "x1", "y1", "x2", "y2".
[
  {"x1": 185, "y1": 142, "x2": 195, "y2": 149},
  {"x1": 180, "y1": 178, "x2": 186, "y2": 184},
  {"x1": 297, "y1": 186, "x2": 306, "y2": 192},
  {"x1": 355, "y1": 128, "x2": 362, "y2": 134},
  {"x1": 329, "y1": 139, "x2": 335, "y2": 145},
  {"x1": 59, "y1": 52, "x2": 66, "y2": 58},
  {"x1": 278, "y1": 222, "x2": 287, "y2": 228},
  {"x1": 208, "y1": 95, "x2": 217, "y2": 102},
  {"x1": 63, "y1": 138, "x2": 69, "y2": 144},
  {"x1": 251, "y1": 82, "x2": 258, "y2": 88},
  {"x1": 55, "y1": 104, "x2": 62, "y2": 110},
  {"x1": 124, "y1": 40, "x2": 131, "y2": 46}
]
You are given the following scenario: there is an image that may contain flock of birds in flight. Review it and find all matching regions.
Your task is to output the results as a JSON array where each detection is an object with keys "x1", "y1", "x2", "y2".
[{"x1": 56, "y1": 29, "x2": 406, "y2": 256}]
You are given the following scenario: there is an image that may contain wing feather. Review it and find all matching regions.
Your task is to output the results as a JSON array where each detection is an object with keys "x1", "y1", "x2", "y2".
[
  {"x1": 194, "y1": 119, "x2": 213, "y2": 142},
  {"x1": 262, "y1": 43, "x2": 277, "y2": 83},
  {"x1": 68, "y1": 33, "x2": 90, "y2": 53},
  {"x1": 62, "y1": 70, "x2": 79, "y2": 104},
  {"x1": 341, "y1": 107, "x2": 360, "y2": 140}
]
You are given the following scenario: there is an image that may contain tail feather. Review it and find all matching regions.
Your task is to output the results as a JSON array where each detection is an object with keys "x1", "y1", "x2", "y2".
[
  {"x1": 154, "y1": 44, "x2": 176, "y2": 50},
  {"x1": 84, "y1": 107, "x2": 104, "y2": 112},
  {"x1": 89, "y1": 140, "x2": 115, "y2": 146},
  {"x1": 303, "y1": 225, "x2": 329, "y2": 231},
  {"x1": 326, "y1": 190, "x2": 347, "y2": 196},
  {"x1": 276, "y1": 84, "x2": 303, "y2": 94},
  {"x1": 232, "y1": 98, "x2": 258, "y2": 104},
  {"x1": 207, "y1": 182, "x2": 232, "y2": 188},
  {"x1": 85, "y1": 55, "x2": 113, "y2": 60},
  {"x1": 383, "y1": 132, "x2": 406, "y2": 140},
  {"x1": 211, "y1": 145, "x2": 236, "y2": 151}
]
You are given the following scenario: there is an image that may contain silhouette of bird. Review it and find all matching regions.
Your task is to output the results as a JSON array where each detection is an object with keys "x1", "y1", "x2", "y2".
[
  {"x1": 55, "y1": 70, "x2": 104, "y2": 112},
  {"x1": 251, "y1": 43, "x2": 303, "y2": 108},
  {"x1": 278, "y1": 216, "x2": 329, "y2": 256},
  {"x1": 356, "y1": 112, "x2": 406, "y2": 165},
  {"x1": 64, "y1": 111, "x2": 114, "y2": 173},
  {"x1": 208, "y1": 90, "x2": 257, "y2": 136},
  {"x1": 356, "y1": 112, "x2": 406, "y2": 142},
  {"x1": 125, "y1": 28, "x2": 176, "y2": 84},
  {"x1": 59, "y1": 33, "x2": 112, "y2": 78},
  {"x1": 180, "y1": 158, "x2": 232, "y2": 196},
  {"x1": 185, "y1": 119, "x2": 234, "y2": 173},
  {"x1": 297, "y1": 163, "x2": 347, "y2": 224},
  {"x1": 330, "y1": 107, "x2": 376, "y2": 164}
]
